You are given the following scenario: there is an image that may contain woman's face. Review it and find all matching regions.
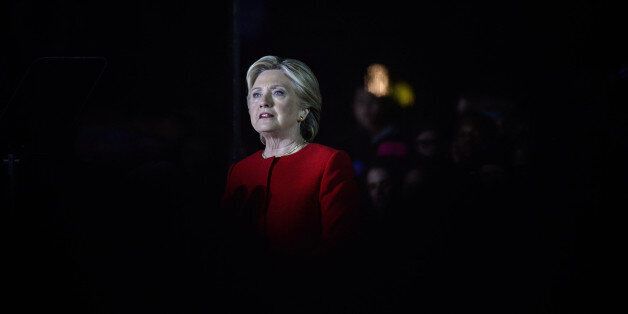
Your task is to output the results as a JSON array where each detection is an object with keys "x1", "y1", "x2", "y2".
[{"x1": 248, "y1": 70, "x2": 305, "y2": 138}]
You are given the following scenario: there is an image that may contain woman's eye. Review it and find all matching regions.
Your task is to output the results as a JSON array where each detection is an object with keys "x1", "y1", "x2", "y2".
[
  {"x1": 273, "y1": 90, "x2": 285, "y2": 96},
  {"x1": 251, "y1": 92, "x2": 261, "y2": 98}
]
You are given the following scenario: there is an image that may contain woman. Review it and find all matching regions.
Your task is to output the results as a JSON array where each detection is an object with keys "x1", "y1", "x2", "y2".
[{"x1": 221, "y1": 56, "x2": 361, "y2": 260}]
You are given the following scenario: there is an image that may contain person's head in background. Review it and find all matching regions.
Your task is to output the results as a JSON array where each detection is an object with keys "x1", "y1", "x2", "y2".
[
  {"x1": 451, "y1": 111, "x2": 500, "y2": 170},
  {"x1": 352, "y1": 63, "x2": 399, "y2": 137},
  {"x1": 364, "y1": 158, "x2": 404, "y2": 216},
  {"x1": 402, "y1": 121, "x2": 448, "y2": 199},
  {"x1": 455, "y1": 91, "x2": 516, "y2": 139},
  {"x1": 352, "y1": 88, "x2": 399, "y2": 137},
  {"x1": 246, "y1": 55, "x2": 321, "y2": 149},
  {"x1": 410, "y1": 120, "x2": 447, "y2": 163}
]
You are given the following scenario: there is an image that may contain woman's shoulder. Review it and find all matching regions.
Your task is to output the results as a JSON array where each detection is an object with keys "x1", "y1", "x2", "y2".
[
  {"x1": 303, "y1": 143, "x2": 352, "y2": 163},
  {"x1": 306, "y1": 143, "x2": 345, "y2": 155},
  {"x1": 304, "y1": 143, "x2": 356, "y2": 178},
  {"x1": 307, "y1": 142, "x2": 335, "y2": 153}
]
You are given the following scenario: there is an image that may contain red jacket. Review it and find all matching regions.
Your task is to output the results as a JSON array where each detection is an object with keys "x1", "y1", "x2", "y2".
[{"x1": 221, "y1": 143, "x2": 360, "y2": 257}]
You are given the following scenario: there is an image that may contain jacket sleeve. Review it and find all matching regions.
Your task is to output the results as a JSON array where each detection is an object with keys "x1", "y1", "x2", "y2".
[{"x1": 316, "y1": 150, "x2": 361, "y2": 257}]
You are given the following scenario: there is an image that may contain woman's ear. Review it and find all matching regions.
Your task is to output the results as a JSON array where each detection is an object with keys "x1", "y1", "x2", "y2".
[{"x1": 301, "y1": 107, "x2": 310, "y2": 119}]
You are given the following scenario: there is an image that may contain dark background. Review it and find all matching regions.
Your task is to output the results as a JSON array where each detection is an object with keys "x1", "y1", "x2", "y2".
[{"x1": 1, "y1": 0, "x2": 624, "y2": 313}]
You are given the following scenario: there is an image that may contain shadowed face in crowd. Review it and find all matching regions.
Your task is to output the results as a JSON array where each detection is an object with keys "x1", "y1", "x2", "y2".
[
  {"x1": 414, "y1": 129, "x2": 439, "y2": 159},
  {"x1": 353, "y1": 88, "x2": 382, "y2": 133},
  {"x1": 366, "y1": 166, "x2": 394, "y2": 211},
  {"x1": 451, "y1": 113, "x2": 499, "y2": 166}
]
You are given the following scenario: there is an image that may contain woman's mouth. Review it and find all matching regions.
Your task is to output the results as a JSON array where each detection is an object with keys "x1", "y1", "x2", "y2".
[{"x1": 259, "y1": 113, "x2": 274, "y2": 119}]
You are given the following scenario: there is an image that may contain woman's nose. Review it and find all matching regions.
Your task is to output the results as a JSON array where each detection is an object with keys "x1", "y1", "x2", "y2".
[{"x1": 259, "y1": 93, "x2": 272, "y2": 108}]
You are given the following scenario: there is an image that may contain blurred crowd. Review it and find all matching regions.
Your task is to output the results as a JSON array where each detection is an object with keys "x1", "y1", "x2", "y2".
[{"x1": 323, "y1": 65, "x2": 550, "y2": 312}]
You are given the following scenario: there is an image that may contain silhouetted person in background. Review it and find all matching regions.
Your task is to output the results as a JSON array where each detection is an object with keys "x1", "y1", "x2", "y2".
[
  {"x1": 363, "y1": 158, "x2": 405, "y2": 222},
  {"x1": 403, "y1": 119, "x2": 453, "y2": 195},
  {"x1": 450, "y1": 110, "x2": 508, "y2": 185},
  {"x1": 340, "y1": 87, "x2": 408, "y2": 179}
]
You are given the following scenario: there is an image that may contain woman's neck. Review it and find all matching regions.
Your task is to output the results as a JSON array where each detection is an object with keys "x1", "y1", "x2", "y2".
[{"x1": 262, "y1": 137, "x2": 307, "y2": 158}]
